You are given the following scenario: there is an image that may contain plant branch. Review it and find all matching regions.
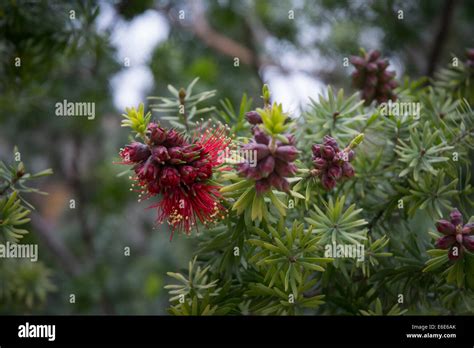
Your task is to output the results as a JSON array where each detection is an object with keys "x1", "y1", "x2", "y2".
[
  {"x1": 449, "y1": 127, "x2": 474, "y2": 146},
  {"x1": 426, "y1": 0, "x2": 458, "y2": 77}
]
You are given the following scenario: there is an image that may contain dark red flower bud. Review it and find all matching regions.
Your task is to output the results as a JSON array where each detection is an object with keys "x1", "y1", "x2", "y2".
[
  {"x1": 323, "y1": 135, "x2": 339, "y2": 150},
  {"x1": 146, "y1": 123, "x2": 167, "y2": 145},
  {"x1": 450, "y1": 209, "x2": 463, "y2": 226},
  {"x1": 194, "y1": 161, "x2": 212, "y2": 180},
  {"x1": 253, "y1": 127, "x2": 271, "y2": 145},
  {"x1": 321, "y1": 145, "x2": 335, "y2": 160},
  {"x1": 164, "y1": 129, "x2": 186, "y2": 147},
  {"x1": 160, "y1": 167, "x2": 181, "y2": 187},
  {"x1": 179, "y1": 165, "x2": 197, "y2": 185},
  {"x1": 376, "y1": 59, "x2": 389, "y2": 70},
  {"x1": 168, "y1": 147, "x2": 184, "y2": 159},
  {"x1": 342, "y1": 162, "x2": 355, "y2": 178},
  {"x1": 368, "y1": 50, "x2": 381, "y2": 62},
  {"x1": 152, "y1": 145, "x2": 170, "y2": 163},
  {"x1": 246, "y1": 166, "x2": 264, "y2": 180},
  {"x1": 255, "y1": 179, "x2": 271, "y2": 193},
  {"x1": 275, "y1": 145, "x2": 299, "y2": 162},
  {"x1": 463, "y1": 236, "x2": 474, "y2": 251},
  {"x1": 286, "y1": 134, "x2": 296, "y2": 145},
  {"x1": 366, "y1": 63, "x2": 377, "y2": 72},
  {"x1": 435, "y1": 220, "x2": 455, "y2": 235},
  {"x1": 321, "y1": 174, "x2": 336, "y2": 191},
  {"x1": 268, "y1": 173, "x2": 289, "y2": 192},
  {"x1": 350, "y1": 56, "x2": 366, "y2": 68},
  {"x1": 346, "y1": 150, "x2": 355, "y2": 161},
  {"x1": 258, "y1": 155, "x2": 275, "y2": 178},
  {"x1": 122, "y1": 142, "x2": 150, "y2": 162},
  {"x1": 246, "y1": 111, "x2": 263, "y2": 125},
  {"x1": 275, "y1": 159, "x2": 297, "y2": 177},
  {"x1": 328, "y1": 165, "x2": 342, "y2": 179},
  {"x1": 248, "y1": 143, "x2": 271, "y2": 160},
  {"x1": 435, "y1": 235, "x2": 455, "y2": 249},
  {"x1": 313, "y1": 157, "x2": 327, "y2": 169},
  {"x1": 462, "y1": 223, "x2": 474, "y2": 234},
  {"x1": 135, "y1": 160, "x2": 159, "y2": 181},
  {"x1": 312, "y1": 144, "x2": 322, "y2": 156}
]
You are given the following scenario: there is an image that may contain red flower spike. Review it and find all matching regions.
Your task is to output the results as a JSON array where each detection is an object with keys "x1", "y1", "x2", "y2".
[{"x1": 118, "y1": 122, "x2": 231, "y2": 237}]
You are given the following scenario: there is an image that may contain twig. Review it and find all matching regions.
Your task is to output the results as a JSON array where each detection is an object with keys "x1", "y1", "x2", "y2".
[
  {"x1": 70, "y1": 135, "x2": 95, "y2": 256},
  {"x1": 426, "y1": 0, "x2": 458, "y2": 77},
  {"x1": 449, "y1": 127, "x2": 474, "y2": 146}
]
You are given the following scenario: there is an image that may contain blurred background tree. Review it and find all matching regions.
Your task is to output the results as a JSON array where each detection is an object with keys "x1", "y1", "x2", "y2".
[{"x1": 0, "y1": 0, "x2": 472, "y2": 314}]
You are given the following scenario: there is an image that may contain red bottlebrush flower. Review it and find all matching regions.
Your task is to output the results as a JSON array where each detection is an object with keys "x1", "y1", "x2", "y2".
[
  {"x1": 434, "y1": 208, "x2": 474, "y2": 260},
  {"x1": 118, "y1": 122, "x2": 231, "y2": 237},
  {"x1": 152, "y1": 183, "x2": 224, "y2": 236}
]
